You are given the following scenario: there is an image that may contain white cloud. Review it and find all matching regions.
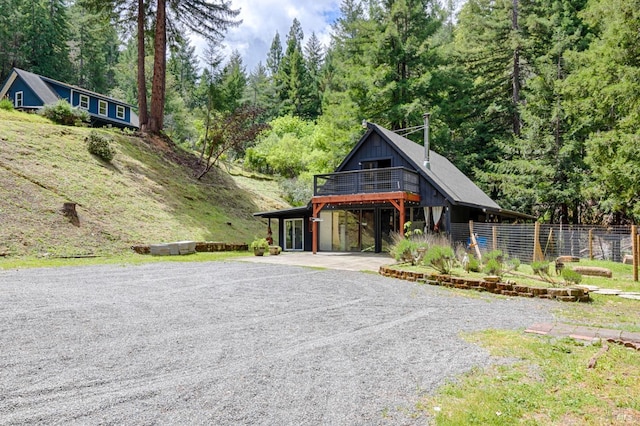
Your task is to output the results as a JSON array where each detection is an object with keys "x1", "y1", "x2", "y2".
[{"x1": 192, "y1": 0, "x2": 340, "y2": 73}]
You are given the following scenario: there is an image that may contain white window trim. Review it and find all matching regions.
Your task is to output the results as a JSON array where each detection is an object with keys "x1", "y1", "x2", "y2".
[
  {"x1": 79, "y1": 94, "x2": 89, "y2": 110},
  {"x1": 98, "y1": 100, "x2": 108, "y2": 116},
  {"x1": 116, "y1": 105, "x2": 125, "y2": 120},
  {"x1": 15, "y1": 91, "x2": 23, "y2": 107}
]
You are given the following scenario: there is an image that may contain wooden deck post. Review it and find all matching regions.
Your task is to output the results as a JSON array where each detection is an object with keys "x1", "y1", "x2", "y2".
[
  {"x1": 312, "y1": 202, "x2": 325, "y2": 254},
  {"x1": 588, "y1": 229, "x2": 593, "y2": 260}
]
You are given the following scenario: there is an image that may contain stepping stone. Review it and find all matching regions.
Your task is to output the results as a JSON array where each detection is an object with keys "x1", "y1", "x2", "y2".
[
  {"x1": 619, "y1": 294, "x2": 640, "y2": 300},
  {"x1": 591, "y1": 289, "x2": 622, "y2": 295},
  {"x1": 575, "y1": 284, "x2": 600, "y2": 292}
]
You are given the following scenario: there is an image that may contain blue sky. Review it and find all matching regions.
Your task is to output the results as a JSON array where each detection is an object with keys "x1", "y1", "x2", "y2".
[{"x1": 193, "y1": 0, "x2": 342, "y2": 73}]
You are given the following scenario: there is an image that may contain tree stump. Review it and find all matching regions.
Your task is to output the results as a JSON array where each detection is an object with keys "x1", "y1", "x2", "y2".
[{"x1": 62, "y1": 202, "x2": 80, "y2": 226}]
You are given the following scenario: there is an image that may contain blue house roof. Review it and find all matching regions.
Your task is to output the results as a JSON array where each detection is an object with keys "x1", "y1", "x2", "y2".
[{"x1": 0, "y1": 68, "x2": 139, "y2": 129}]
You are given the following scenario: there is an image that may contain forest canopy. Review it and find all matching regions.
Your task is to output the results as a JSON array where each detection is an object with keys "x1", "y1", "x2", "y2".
[{"x1": 1, "y1": 0, "x2": 638, "y2": 224}]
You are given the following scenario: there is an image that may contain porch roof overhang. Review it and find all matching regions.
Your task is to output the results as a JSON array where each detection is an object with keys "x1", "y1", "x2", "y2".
[
  {"x1": 311, "y1": 191, "x2": 421, "y2": 207},
  {"x1": 253, "y1": 205, "x2": 310, "y2": 219}
]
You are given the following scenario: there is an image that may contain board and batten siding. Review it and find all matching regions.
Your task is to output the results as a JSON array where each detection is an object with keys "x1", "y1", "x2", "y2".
[{"x1": 339, "y1": 132, "x2": 447, "y2": 207}]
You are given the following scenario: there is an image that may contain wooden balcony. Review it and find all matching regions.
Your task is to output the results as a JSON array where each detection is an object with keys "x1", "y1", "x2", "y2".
[{"x1": 314, "y1": 167, "x2": 420, "y2": 197}]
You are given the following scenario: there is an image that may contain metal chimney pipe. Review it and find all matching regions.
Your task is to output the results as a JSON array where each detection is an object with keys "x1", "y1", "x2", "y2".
[{"x1": 423, "y1": 112, "x2": 431, "y2": 170}]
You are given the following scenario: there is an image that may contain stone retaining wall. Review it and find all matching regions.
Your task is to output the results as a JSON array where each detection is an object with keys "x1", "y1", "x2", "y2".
[
  {"x1": 131, "y1": 242, "x2": 248, "y2": 255},
  {"x1": 379, "y1": 266, "x2": 590, "y2": 302}
]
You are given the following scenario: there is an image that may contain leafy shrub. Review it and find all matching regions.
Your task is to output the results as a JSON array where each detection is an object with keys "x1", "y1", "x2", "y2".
[
  {"x1": 467, "y1": 253, "x2": 481, "y2": 272},
  {"x1": 0, "y1": 98, "x2": 14, "y2": 111},
  {"x1": 391, "y1": 238, "x2": 419, "y2": 264},
  {"x1": 483, "y1": 258, "x2": 502, "y2": 276},
  {"x1": 562, "y1": 268, "x2": 582, "y2": 285},
  {"x1": 482, "y1": 250, "x2": 504, "y2": 276},
  {"x1": 507, "y1": 258, "x2": 521, "y2": 271},
  {"x1": 423, "y1": 245, "x2": 456, "y2": 274},
  {"x1": 86, "y1": 131, "x2": 115, "y2": 162},
  {"x1": 42, "y1": 100, "x2": 89, "y2": 126},
  {"x1": 531, "y1": 261, "x2": 550, "y2": 276}
]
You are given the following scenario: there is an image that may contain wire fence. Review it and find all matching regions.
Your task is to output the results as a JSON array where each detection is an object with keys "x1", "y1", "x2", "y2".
[{"x1": 450, "y1": 222, "x2": 637, "y2": 264}]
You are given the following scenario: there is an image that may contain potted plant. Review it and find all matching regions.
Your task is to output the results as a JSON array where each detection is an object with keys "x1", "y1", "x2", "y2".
[
  {"x1": 268, "y1": 245, "x2": 282, "y2": 255},
  {"x1": 250, "y1": 238, "x2": 269, "y2": 256}
]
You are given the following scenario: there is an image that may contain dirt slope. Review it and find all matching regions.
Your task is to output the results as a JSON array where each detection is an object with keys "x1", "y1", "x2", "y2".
[{"x1": 0, "y1": 109, "x2": 285, "y2": 257}]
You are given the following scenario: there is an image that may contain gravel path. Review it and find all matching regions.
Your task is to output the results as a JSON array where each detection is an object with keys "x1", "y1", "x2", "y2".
[{"x1": 0, "y1": 262, "x2": 554, "y2": 425}]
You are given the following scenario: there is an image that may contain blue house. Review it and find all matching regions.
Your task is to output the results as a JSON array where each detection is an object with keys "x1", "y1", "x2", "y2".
[
  {"x1": 255, "y1": 122, "x2": 533, "y2": 253},
  {"x1": 0, "y1": 68, "x2": 139, "y2": 129}
]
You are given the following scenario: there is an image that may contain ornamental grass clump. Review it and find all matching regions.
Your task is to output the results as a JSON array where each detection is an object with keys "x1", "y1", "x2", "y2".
[{"x1": 423, "y1": 245, "x2": 456, "y2": 274}]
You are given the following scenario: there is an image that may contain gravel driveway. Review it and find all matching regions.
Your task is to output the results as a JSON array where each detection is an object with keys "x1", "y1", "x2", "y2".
[{"x1": 0, "y1": 261, "x2": 554, "y2": 425}]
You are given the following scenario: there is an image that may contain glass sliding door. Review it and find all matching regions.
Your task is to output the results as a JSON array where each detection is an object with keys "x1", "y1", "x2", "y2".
[{"x1": 285, "y1": 219, "x2": 304, "y2": 251}]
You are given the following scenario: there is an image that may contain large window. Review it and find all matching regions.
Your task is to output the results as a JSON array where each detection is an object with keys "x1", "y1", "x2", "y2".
[
  {"x1": 79, "y1": 94, "x2": 89, "y2": 109},
  {"x1": 98, "y1": 100, "x2": 107, "y2": 116},
  {"x1": 284, "y1": 219, "x2": 304, "y2": 251},
  {"x1": 15, "y1": 91, "x2": 23, "y2": 107},
  {"x1": 116, "y1": 105, "x2": 125, "y2": 120}
]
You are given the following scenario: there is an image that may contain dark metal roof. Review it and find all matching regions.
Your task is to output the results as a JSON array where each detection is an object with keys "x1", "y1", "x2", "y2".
[
  {"x1": 14, "y1": 68, "x2": 59, "y2": 104},
  {"x1": 351, "y1": 123, "x2": 502, "y2": 211},
  {"x1": 254, "y1": 205, "x2": 311, "y2": 219}
]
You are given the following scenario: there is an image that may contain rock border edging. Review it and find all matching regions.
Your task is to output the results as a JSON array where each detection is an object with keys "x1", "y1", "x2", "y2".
[{"x1": 378, "y1": 266, "x2": 590, "y2": 302}]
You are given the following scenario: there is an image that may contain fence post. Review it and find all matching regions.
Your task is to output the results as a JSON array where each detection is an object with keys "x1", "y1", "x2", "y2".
[
  {"x1": 492, "y1": 226, "x2": 498, "y2": 252},
  {"x1": 468, "y1": 220, "x2": 482, "y2": 261},
  {"x1": 588, "y1": 229, "x2": 593, "y2": 260},
  {"x1": 533, "y1": 222, "x2": 544, "y2": 262},
  {"x1": 637, "y1": 234, "x2": 640, "y2": 282},
  {"x1": 634, "y1": 226, "x2": 639, "y2": 282}
]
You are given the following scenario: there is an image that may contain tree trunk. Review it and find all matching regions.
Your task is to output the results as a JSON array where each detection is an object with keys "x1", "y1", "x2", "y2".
[
  {"x1": 512, "y1": 0, "x2": 521, "y2": 136},
  {"x1": 149, "y1": 0, "x2": 166, "y2": 133},
  {"x1": 137, "y1": 0, "x2": 148, "y2": 131}
]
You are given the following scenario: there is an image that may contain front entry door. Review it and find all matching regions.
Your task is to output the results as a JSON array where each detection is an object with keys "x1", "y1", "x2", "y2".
[{"x1": 285, "y1": 219, "x2": 304, "y2": 251}]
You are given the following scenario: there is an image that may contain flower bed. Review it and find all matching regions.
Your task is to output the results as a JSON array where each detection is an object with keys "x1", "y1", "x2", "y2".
[{"x1": 379, "y1": 266, "x2": 590, "y2": 302}]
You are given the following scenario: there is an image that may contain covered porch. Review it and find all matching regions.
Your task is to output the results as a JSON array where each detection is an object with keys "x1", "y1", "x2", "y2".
[{"x1": 311, "y1": 167, "x2": 421, "y2": 254}]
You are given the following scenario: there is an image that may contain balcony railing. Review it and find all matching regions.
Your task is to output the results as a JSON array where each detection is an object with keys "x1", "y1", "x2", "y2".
[{"x1": 314, "y1": 167, "x2": 420, "y2": 197}]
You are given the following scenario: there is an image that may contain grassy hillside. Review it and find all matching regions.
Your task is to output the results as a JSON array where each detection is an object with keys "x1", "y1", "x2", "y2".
[{"x1": 0, "y1": 109, "x2": 287, "y2": 258}]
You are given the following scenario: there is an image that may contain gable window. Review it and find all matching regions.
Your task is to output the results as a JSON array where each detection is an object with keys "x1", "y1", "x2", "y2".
[
  {"x1": 15, "y1": 91, "x2": 23, "y2": 107},
  {"x1": 79, "y1": 94, "x2": 89, "y2": 109},
  {"x1": 98, "y1": 100, "x2": 107, "y2": 116},
  {"x1": 116, "y1": 105, "x2": 125, "y2": 120}
]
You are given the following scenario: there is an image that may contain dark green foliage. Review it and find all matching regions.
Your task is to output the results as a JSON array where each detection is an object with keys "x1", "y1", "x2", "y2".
[
  {"x1": 86, "y1": 131, "x2": 115, "y2": 162},
  {"x1": 561, "y1": 268, "x2": 582, "y2": 285},
  {"x1": 42, "y1": 100, "x2": 90, "y2": 126},
  {"x1": 423, "y1": 245, "x2": 456, "y2": 274}
]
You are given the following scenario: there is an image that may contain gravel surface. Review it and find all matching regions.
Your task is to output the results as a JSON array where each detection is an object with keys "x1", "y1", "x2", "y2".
[{"x1": 0, "y1": 262, "x2": 554, "y2": 425}]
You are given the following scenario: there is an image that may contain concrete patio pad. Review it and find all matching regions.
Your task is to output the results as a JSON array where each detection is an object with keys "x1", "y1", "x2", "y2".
[{"x1": 238, "y1": 251, "x2": 395, "y2": 272}]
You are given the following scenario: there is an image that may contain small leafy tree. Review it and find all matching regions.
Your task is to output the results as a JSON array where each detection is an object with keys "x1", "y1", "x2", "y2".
[{"x1": 196, "y1": 105, "x2": 269, "y2": 180}]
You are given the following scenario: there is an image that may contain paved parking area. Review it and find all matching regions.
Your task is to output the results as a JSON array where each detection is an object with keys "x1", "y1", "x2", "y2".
[
  {"x1": 238, "y1": 251, "x2": 393, "y2": 272},
  {"x1": 0, "y1": 261, "x2": 553, "y2": 424}
]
